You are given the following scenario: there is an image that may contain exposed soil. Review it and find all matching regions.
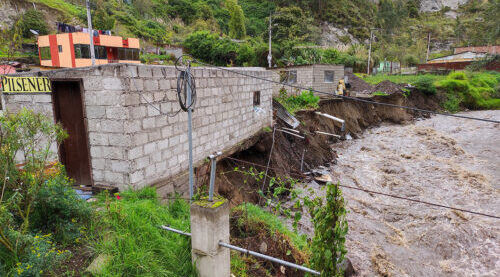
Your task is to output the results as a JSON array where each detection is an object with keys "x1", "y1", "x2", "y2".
[
  {"x1": 217, "y1": 90, "x2": 442, "y2": 207},
  {"x1": 48, "y1": 245, "x2": 94, "y2": 276},
  {"x1": 346, "y1": 72, "x2": 374, "y2": 95},
  {"x1": 230, "y1": 209, "x2": 309, "y2": 277},
  {"x1": 373, "y1": 80, "x2": 404, "y2": 95}
]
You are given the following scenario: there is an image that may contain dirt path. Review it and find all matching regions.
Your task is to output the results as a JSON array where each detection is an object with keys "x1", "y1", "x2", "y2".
[{"x1": 294, "y1": 110, "x2": 500, "y2": 276}]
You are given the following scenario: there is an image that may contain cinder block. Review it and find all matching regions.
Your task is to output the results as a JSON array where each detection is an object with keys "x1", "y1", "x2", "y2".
[
  {"x1": 110, "y1": 160, "x2": 129, "y2": 173},
  {"x1": 145, "y1": 164, "x2": 156, "y2": 177},
  {"x1": 89, "y1": 132, "x2": 108, "y2": 146},
  {"x1": 106, "y1": 107, "x2": 128, "y2": 120},
  {"x1": 132, "y1": 132, "x2": 148, "y2": 146},
  {"x1": 148, "y1": 129, "x2": 162, "y2": 141},
  {"x1": 138, "y1": 66, "x2": 152, "y2": 78},
  {"x1": 101, "y1": 120, "x2": 124, "y2": 133},
  {"x1": 83, "y1": 77, "x2": 103, "y2": 91},
  {"x1": 86, "y1": 105, "x2": 106, "y2": 119},
  {"x1": 124, "y1": 120, "x2": 141, "y2": 134},
  {"x1": 134, "y1": 156, "x2": 150, "y2": 170},
  {"x1": 129, "y1": 78, "x2": 144, "y2": 91},
  {"x1": 102, "y1": 77, "x2": 123, "y2": 91},
  {"x1": 104, "y1": 171, "x2": 124, "y2": 184},
  {"x1": 92, "y1": 158, "x2": 106, "y2": 170},
  {"x1": 108, "y1": 134, "x2": 130, "y2": 147},
  {"x1": 142, "y1": 117, "x2": 155, "y2": 129},
  {"x1": 130, "y1": 170, "x2": 144, "y2": 184},
  {"x1": 120, "y1": 64, "x2": 138, "y2": 78},
  {"x1": 159, "y1": 79, "x2": 171, "y2": 90},
  {"x1": 144, "y1": 141, "x2": 157, "y2": 154},
  {"x1": 130, "y1": 106, "x2": 146, "y2": 119},
  {"x1": 128, "y1": 146, "x2": 143, "y2": 160},
  {"x1": 144, "y1": 79, "x2": 159, "y2": 91}
]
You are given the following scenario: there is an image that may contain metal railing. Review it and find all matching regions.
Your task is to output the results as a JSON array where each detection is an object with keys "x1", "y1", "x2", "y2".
[{"x1": 160, "y1": 225, "x2": 321, "y2": 276}]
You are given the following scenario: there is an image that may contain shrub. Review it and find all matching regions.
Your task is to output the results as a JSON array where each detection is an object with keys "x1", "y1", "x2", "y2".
[
  {"x1": 0, "y1": 109, "x2": 67, "y2": 271},
  {"x1": 13, "y1": 234, "x2": 68, "y2": 277},
  {"x1": 448, "y1": 71, "x2": 468, "y2": 80},
  {"x1": 30, "y1": 170, "x2": 92, "y2": 244},
  {"x1": 18, "y1": 9, "x2": 49, "y2": 38},
  {"x1": 413, "y1": 75, "x2": 437, "y2": 95}
]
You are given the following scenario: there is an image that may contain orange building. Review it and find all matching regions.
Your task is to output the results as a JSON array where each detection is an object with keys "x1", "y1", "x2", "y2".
[{"x1": 37, "y1": 32, "x2": 141, "y2": 68}]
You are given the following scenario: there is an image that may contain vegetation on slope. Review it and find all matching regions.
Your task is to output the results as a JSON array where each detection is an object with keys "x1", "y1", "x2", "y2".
[{"x1": 5, "y1": 0, "x2": 497, "y2": 68}]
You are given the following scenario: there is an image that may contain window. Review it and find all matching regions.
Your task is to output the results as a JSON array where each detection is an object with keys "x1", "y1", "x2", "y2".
[
  {"x1": 95, "y1": 46, "x2": 107, "y2": 59},
  {"x1": 117, "y1": 48, "x2": 140, "y2": 61},
  {"x1": 279, "y1": 70, "x2": 297, "y2": 84},
  {"x1": 58, "y1": 45, "x2": 62, "y2": 52},
  {"x1": 39, "y1": 47, "x2": 51, "y2": 60},
  {"x1": 74, "y1": 45, "x2": 107, "y2": 59},
  {"x1": 253, "y1": 91, "x2": 260, "y2": 107},
  {"x1": 74, "y1": 44, "x2": 90, "y2": 59},
  {"x1": 324, "y1": 71, "x2": 334, "y2": 83}
]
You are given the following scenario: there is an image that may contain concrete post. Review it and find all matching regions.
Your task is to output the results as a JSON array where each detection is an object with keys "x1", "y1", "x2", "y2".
[{"x1": 190, "y1": 199, "x2": 230, "y2": 277}]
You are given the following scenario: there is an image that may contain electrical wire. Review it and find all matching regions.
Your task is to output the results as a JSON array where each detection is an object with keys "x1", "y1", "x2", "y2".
[
  {"x1": 224, "y1": 156, "x2": 500, "y2": 220},
  {"x1": 187, "y1": 56, "x2": 500, "y2": 124}
]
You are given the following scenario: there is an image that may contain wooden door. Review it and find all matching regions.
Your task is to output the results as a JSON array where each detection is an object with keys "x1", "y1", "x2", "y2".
[{"x1": 52, "y1": 81, "x2": 93, "y2": 187}]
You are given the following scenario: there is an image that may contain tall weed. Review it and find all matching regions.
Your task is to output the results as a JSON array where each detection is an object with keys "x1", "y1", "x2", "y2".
[{"x1": 92, "y1": 188, "x2": 196, "y2": 276}]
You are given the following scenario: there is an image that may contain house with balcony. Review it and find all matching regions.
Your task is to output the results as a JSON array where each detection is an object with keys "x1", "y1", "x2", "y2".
[{"x1": 37, "y1": 32, "x2": 141, "y2": 68}]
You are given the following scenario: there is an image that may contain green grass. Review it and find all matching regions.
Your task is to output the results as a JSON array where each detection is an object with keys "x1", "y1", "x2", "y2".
[
  {"x1": 233, "y1": 203, "x2": 308, "y2": 251},
  {"x1": 29, "y1": 0, "x2": 85, "y2": 18},
  {"x1": 90, "y1": 188, "x2": 196, "y2": 276},
  {"x1": 276, "y1": 90, "x2": 320, "y2": 115},
  {"x1": 372, "y1": 91, "x2": 388, "y2": 96},
  {"x1": 359, "y1": 73, "x2": 446, "y2": 85},
  {"x1": 436, "y1": 71, "x2": 500, "y2": 111}
]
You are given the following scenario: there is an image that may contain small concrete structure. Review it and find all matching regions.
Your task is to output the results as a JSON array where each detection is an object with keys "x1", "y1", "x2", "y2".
[
  {"x1": 2, "y1": 64, "x2": 273, "y2": 197},
  {"x1": 190, "y1": 199, "x2": 230, "y2": 277},
  {"x1": 270, "y1": 64, "x2": 344, "y2": 96}
]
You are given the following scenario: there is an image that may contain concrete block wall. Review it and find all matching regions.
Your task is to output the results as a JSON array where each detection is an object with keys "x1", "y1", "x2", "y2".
[
  {"x1": 311, "y1": 64, "x2": 344, "y2": 94},
  {"x1": 123, "y1": 65, "x2": 273, "y2": 193},
  {"x1": 3, "y1": 64, "x2": 273, "y2": 195},
  {"x1": 271, "y1": 64, "x2": 344, "y2": 97}
]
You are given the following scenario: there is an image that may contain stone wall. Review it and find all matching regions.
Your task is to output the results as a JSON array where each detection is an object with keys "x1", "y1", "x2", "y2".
[{"x1": 2, "y1": 64, "x2": 273, "y2": 195}]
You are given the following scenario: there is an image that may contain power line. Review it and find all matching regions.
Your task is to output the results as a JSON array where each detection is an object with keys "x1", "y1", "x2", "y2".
[
  {"x1": 188, "y1": 57, "x2": 500, "y2": 124},
  {"x1": 224, "y1": 157, "x2": 500, "y2": 220}
]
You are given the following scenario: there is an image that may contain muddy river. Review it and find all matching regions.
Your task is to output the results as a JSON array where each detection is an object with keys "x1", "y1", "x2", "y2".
[{"x1": 293, "y1": 110, "x2": 500, "y2": 276}]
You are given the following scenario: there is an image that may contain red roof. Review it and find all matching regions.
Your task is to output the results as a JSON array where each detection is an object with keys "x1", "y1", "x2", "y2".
[{"x1": 0, "y1": 64, "x2": 16, "y2": 75}]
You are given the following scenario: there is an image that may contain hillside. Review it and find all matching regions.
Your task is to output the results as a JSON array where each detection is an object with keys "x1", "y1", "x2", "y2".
[{"x1": 1, "y1": 0, "x2": 498, "y2": 69}]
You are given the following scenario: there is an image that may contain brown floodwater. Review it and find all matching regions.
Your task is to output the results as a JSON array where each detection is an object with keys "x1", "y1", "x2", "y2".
[{"x1": 291, "y1": 110, "x2": 500, "y2": 276}]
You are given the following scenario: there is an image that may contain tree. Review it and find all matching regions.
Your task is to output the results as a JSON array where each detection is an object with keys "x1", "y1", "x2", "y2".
[
  {"x1": 93, "y1": 0, "x2": 115, "y2": 30},
  {"x1": 0, "y1": 19, "x2": 23, "y2": 64},
  {"x1": 271, "y1": 6, "x2": 319, "y2": 45},
  {"x1": 226, "y1": 0, "x2": 246, "y2": 39},
  {"x1": 18, "y1": 9, "x2": 48, "y2": 38},
  {"x1": 308, "y1": 183, "x2": 348, "y2": 276}
]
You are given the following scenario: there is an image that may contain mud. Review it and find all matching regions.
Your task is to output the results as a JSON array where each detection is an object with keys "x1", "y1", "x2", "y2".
[{"x1": 291, "y1": 110, "x2": 500, "y2": 276}]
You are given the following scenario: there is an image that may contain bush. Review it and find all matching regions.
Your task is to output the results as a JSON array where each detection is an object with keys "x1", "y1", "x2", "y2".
[
  {"x1": 13, "y1": 234, "x2": 68, "y2": 277},
  {"x1": 413, "y1": 76, "x2": 437, "y2": 95},
  {"x1": 18, "y1": 9, "x2": 49, "y2": 38},
  {"x1": 30, "y1": 170, "x2": 92, "y2": 244}
]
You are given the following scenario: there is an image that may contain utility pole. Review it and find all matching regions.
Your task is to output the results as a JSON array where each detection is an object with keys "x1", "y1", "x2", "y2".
[
  {"x1": 86, "y1": 0, "x2": 96, "y2": 66},
  {"x1": 367, "y1": 29, "x2": 374, "y2": 75},
  {"x1": 426, "y1": 32, "x2": 431, "y2": 62},
  {"x1": 186, "y1": 62, "x2": 194, "y2": 201},
  {"x1": 267, "y1": 13, "x2": 272, "y2": 68}
]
